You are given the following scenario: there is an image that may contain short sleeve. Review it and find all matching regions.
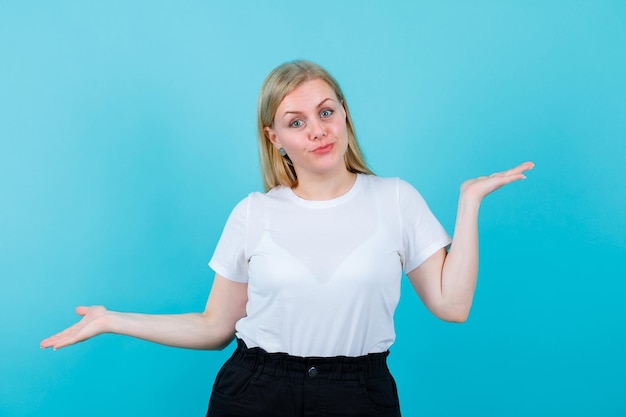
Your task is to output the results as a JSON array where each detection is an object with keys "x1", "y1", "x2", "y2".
[
  {"x1": 208, "y1": 197, "x2": 250, "y2": 283},
  {"x1": 397, "y1": 179, "x2": 452, "y2": 274}
]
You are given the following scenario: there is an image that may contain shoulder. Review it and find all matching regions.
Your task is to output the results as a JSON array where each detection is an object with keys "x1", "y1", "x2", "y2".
[
  {"x1": 360, "y1": 175, "x2": 431, "y2": 215},
  {"x1": 264, "y1": 185, "x2": 290, "y2": 199},
  {"x1": 229, "y1": 186, "x2": 292, "y2": 214},
  {"x1": 359, "y1": 173, "x2": 397, "y2": 187},
  {"x1": 233, "y1": 186, "x2": 289, "y2": 204},
  {"x1": 225, "y1": 190, "x2": 265, "y2": 220},
  {"x1": 359, "y1": 174, "x2": 419, "y2": 196}
]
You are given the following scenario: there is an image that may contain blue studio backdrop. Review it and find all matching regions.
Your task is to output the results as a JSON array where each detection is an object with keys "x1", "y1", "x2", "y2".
[{"x1": 1, "y1": 1, "x2": 625, "y2": 416}]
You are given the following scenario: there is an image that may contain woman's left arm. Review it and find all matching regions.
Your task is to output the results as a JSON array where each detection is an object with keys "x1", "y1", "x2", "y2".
[{"x1": 407, "y1": 161, "x2": 534, "y2": 322}]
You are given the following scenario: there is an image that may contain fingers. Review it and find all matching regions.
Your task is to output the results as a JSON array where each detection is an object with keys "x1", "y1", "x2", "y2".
[
  {"x1": 491, "y1": 162, "x2": 534, "y2": 188},
  {"x1": 40, "y1": 323, "x2": 79, "y2": 350},
  {"x1": 461, "y1": 161, "x2": 534, "y2": 199},
  {"x1": 40, "y1": 306, "x2": 93, "y2": 350},
  {"x1": 500, "y1": 161, "x2": 535, "y2": 177},
  {"x1": 486, "y1": 162, "x2": 534, "y2": 184},
  {"x1": 40, "y1": 330, "x2": 71, "y2": 351}
]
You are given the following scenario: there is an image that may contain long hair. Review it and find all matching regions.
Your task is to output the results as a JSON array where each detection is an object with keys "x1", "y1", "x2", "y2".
[{"x1": 257, "y1": 60, "x2": 373, "y2": 192}]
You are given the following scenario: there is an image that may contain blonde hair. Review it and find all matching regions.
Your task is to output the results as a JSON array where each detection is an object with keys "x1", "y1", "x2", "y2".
[{"x1": 257, "y1": 60, "x2": 373, "y2": 192}]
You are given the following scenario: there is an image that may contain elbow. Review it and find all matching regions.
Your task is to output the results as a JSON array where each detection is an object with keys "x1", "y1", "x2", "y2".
[
  {"x1": 207, "y1": 326, "x2": 238, "y2": 351},
  {"x1": 208, "y1": 337, "x2": 235, "y2": 351},
  {"x1": 444, "y1": 312, "x2": 469, "y2": 323},
  {"x1": 434, "y1": 304, "x2": 471, "y2": 323},
  {"x1": 214, "y1": 331, "x2": 237, "y2": 350},
  {"x1": 198, "y1": 313, "x2": 237, "y2": 351},
  {"x1": 198, "y1": 332, "x2": 235, "y2": 351}
]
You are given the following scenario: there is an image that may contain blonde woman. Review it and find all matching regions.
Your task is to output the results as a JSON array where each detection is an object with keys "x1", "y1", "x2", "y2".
[{"x1": 42, "y1": 60, "x2": 534, "y2": 416}]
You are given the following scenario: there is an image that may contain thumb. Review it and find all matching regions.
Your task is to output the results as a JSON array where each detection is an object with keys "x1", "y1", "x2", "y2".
[{"x1": 75, "y1": 306, "x2": 89, "y2": 316}]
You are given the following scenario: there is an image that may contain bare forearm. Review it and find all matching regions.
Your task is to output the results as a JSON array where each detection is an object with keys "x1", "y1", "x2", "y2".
[
  {"x1": 104, "y1": 310, "x2": 235, "y2": 350},
  {"x1": 41, "y1": 276, "x2": 248, "y2": 352},
  {"x1": 440, "y1": 193, "x2": 481, "y2": 321},
  {"x1": 409, "y1": 162, "x2": 533, "y2": 323},
  {"x1": 41, "y1": 307, "x2": 237, "y2": 351}
]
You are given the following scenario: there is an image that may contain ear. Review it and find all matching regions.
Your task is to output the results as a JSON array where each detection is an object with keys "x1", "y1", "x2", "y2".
[{"x1": 264, "y1": 126, "x2": 281, "y2": 149}]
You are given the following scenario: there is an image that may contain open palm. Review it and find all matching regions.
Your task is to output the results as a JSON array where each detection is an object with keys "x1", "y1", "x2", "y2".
[
  {"x1": 461, "y1": 161, "x2": 534, "y2": 202},
  {"x1": 40, "y1": 305, "x2": 109, "y2": 350}
]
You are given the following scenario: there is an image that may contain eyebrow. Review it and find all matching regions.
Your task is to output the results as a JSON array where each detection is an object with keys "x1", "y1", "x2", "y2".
[{"x1": 281, "y1": 98, "x2": 335, "y2": 118}]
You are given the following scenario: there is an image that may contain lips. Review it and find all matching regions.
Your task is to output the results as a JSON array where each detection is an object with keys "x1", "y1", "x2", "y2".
[{"x1": 311, "y1": 143, "x2": 334, "y2": 154}]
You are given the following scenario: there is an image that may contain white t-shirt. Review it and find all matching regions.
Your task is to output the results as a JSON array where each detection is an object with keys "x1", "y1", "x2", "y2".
[{"x1": 209, "y1": 174, "x2": 451, "y2": 357}]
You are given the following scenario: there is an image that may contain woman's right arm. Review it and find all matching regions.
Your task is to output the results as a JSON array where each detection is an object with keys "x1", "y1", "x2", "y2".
[{"x1": 40, "y1": 274, "x2": 248, "y2": 351}]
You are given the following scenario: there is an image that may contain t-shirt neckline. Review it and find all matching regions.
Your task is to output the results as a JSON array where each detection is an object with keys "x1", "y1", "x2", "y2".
[{"x1": 285, "y1": 174, "x2": 363, "y2": 208}]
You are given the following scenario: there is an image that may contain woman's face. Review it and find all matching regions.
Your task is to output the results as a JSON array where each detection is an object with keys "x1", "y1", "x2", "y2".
[{"x1": 265, "y1": 79, "x2": 349, "y2": 180}]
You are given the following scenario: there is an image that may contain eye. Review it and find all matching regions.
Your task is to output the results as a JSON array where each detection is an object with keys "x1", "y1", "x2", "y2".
[
  {"x1": 320, "y1": 109, "x2": 334, "y2": 118},
  {"x1": 289, "y1": 119, "x2": 304, "y2": 128}
]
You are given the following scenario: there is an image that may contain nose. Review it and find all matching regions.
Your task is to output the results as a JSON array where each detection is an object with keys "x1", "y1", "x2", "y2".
[{"x1": 309, "y1": 120, "x2": 326, "y2": 140}]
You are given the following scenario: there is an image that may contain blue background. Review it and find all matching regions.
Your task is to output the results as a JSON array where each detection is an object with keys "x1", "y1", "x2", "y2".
[{"x1": 2, "y1": 1, "x2": 625, "y2": 416}]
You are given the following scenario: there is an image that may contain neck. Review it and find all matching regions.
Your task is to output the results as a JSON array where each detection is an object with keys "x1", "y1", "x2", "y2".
[{"x1": 292, "y1": 169, "x2": 357, "y2": 201}]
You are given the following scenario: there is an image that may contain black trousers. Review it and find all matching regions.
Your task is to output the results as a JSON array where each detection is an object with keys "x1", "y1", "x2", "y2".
[{"x1": 206, "y1": 339, "x2": 401, "y2": 417}]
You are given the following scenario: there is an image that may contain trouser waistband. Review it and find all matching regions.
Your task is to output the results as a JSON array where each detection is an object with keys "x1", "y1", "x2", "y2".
[{"x1": 229, "y1": 339, "x2": 391, "y2": 381}]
